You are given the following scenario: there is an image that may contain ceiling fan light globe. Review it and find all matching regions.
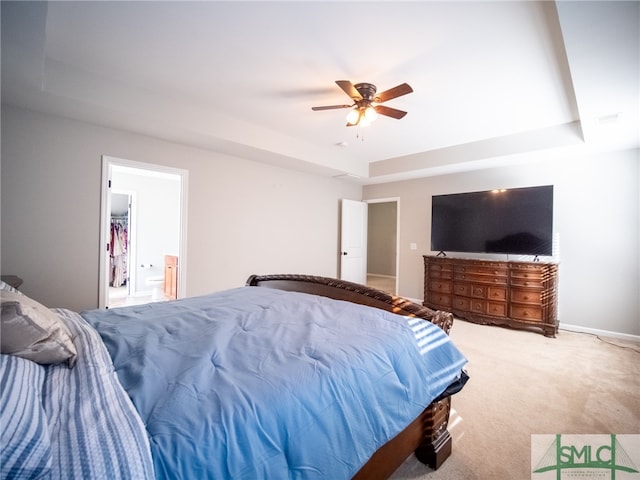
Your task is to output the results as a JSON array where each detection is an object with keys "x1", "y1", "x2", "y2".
[
  {"x1": 359, "y1": 117, "x2": 371, "y2": 128},
  {"x1": 346, "y1": 109, "x2": 360, "y2": 125},
  {"x1": 364, "y1": 106, "x2": 378, "y2": 122}
]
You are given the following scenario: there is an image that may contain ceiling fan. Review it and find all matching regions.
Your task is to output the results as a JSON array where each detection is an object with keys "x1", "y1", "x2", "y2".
[{"x1": 312, "y1": 80, "x2": 413, "y2": 127}]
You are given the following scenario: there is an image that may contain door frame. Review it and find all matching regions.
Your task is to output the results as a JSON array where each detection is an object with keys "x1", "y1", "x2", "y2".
[
  {"x1": 366, "y1": 197, "x2": 400, "y2": 295},
  {"x1": 98, "y1": 155, "x2": 189, "y2": 309}
]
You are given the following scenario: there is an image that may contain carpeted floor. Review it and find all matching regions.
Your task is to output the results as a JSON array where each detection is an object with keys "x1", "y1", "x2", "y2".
[{"x1": 389, "y1": 320, "x2": 640, "y2": 480}]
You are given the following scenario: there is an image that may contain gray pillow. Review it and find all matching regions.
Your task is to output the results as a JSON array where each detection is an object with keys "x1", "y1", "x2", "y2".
[
  {"x1": 0, "y1": 279, "x2": 21, "y2": 294},
  {"x1": 1, "y1": 290, "x2": 77, "y2": 366}
]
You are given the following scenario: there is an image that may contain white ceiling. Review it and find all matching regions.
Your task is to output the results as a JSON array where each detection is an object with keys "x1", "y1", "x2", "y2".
[{"x1": 2, "y1": 1, "x2": 638, "y2": 184}]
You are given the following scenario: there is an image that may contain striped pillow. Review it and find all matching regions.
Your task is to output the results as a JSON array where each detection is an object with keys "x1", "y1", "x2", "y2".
[{"x1": 0, "y1": 354, "x2": 52, "y2": 479}]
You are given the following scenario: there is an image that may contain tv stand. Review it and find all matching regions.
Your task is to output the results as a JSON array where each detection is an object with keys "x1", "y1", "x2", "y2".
[
  {"x1": 436, "y1": 251, "x2": 447, "y2": 257},
  {"x1": 423, "y1": 256, "x2": 558, "y2": 337}
]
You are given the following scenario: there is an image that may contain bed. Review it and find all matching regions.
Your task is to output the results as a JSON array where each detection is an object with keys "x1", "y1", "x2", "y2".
[{"x1": 0, "y1": 274, "x2": 468, "y2": 479}]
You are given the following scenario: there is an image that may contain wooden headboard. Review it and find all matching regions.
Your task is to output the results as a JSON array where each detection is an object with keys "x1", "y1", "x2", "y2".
[{"x1": 246, "y1": 274, "x2": 454, "y2": 335}]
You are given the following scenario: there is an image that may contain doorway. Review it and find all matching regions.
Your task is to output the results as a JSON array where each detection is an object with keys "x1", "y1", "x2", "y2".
[
  {"x1": 99, "y1": 156, "x2": 188, "y2": 309},
  {"x1": 366, "y1": 199, "x2": 399, "y2": 295}
]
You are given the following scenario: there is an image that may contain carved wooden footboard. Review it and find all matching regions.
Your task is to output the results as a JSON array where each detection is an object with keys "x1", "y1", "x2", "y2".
[{"x1": 246, "y1": 274, "x2": 462, "y2": 478}]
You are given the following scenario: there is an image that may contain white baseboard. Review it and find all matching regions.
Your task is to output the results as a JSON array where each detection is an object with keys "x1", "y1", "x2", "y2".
[{"x1": 559, "y1": 323, "x2": 640, "y2": 344}]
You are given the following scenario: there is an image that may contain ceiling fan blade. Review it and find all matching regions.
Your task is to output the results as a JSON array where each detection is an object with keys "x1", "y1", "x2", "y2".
[
  {"x1": 374, "y1": 105, "x2": 408, "y2": 119},
  {"x1": 311, "y1": 104, "x2": 353, "y2": 111},
  {"x1": 335, "y1": 80, "x2": 363, "y2": 100},
  {"x1": 375, "y1": 83, "x2": 413, "y2": 103}
]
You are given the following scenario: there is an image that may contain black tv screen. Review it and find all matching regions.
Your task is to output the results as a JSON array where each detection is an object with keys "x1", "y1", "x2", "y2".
[{"x1": 431, "y1": 185, "x2": 554, "y2": 256}]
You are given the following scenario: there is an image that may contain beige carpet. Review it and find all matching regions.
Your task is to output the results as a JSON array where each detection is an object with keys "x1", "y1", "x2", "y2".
[
  {"x1": 390, "y1": 320, "x2": 640, "y2": 480},
  {"x1": 367, "y1": 274, "x2": 396, "y2": 295}
]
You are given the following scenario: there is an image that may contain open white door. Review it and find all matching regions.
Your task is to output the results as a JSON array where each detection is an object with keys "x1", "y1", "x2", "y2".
[
  {"x1": 340, "y1": 199, "x2": 367, "y2": 284},
  {"x1": 98, "y1": 161, "x2": 113, "y2": 309}
]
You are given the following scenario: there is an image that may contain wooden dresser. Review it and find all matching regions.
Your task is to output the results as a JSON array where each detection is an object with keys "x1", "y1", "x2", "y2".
[{"x1": 423, "y1": 255, "x2": 558, "y2": 336}]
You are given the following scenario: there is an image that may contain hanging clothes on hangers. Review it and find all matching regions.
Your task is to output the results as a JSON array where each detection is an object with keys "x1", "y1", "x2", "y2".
[{"x1": 110, "y1": 217, "x2": 128, "y2": 288}]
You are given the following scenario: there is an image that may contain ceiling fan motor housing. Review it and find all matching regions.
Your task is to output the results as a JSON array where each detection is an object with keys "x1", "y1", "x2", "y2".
[{"x1": 354, "y1": 83, "x2": 377, "y2": 102}]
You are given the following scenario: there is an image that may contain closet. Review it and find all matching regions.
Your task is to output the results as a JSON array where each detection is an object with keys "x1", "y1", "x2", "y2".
[
  {"x1": 110, "y1": 192, "x2": 130, "y2": 289},
  {"x1": 109, "y1": 216, "x2": 129, "y2": 288}
]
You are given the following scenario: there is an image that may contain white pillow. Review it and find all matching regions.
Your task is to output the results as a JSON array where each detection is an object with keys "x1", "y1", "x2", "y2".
[{"x1": 1, "y1": 290, "x2": 77, "y2": 366}]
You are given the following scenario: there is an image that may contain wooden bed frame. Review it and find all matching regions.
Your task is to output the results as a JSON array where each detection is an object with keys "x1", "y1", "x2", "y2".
[{"x1": 246, "y1": 274, "x2": 461, "y2": 479}]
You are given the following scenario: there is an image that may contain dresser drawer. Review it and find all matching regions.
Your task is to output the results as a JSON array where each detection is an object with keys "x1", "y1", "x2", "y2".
[
  {"x1": 453, "y1": 283, "x2": 470, "y2": 296},
  {"x1": 510, "y1": 305, "x2": 542, "y2": 321},
  {"x1": 510, "y1": 277, "x2": 544, "y2": 288},
  {"x1": 510, "y1": 269, "x2": 544, "y2": 280},
  {"x1": 454, "y1": 264, "x2": 508, "y2": 276},
  {"x1": 429, "y1": 280, "x2": 452, "y2": 294},
  {"x1": 487, "y1": 301, "x2": 507, "y2": 317},
  {"x1": 427, "y1": 260, "x2": 453, "y2": 272},
  {"x1": 510, "y1": 264, "x2": 545, "y2": 283},
  {"x1": 429, "y1": 269, "x2": 453, "y2": 280},
  {"x1": 488, "y1": 286, "x2": 507, "y2": 301},
  {"x1": 452, "y1": 296, "x2": 470, "y2": 311},
  {"x1": 454, "y1": 272, "x2": 508, "y2": 285},
  {"x1": 471, "y1": 285, "x2": 486, "y2": 298},
  {"x1": 428, "y1": 293, "x2": 452, "y2": 308},
  {"x1": 511, "y1": 289, "x2": 542, "y2": 304},
  {"x1": 470, "y1": 299, "x2": 486, "y2": 314}
]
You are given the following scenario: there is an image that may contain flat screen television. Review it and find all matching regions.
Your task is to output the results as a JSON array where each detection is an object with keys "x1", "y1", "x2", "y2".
[{"x1": 431, "y1": 185, "x2": 554, "y2": 256}]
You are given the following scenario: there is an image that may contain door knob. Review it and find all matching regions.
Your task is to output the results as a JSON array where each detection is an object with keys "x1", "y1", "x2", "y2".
[{"x1": 342, "y1": 252, "x2": 348, "y2": 256}]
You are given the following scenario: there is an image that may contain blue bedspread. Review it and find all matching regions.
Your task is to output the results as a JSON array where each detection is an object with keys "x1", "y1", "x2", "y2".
[{"x1": 82, "y1": 287, "x2": 467, "y2": 479}]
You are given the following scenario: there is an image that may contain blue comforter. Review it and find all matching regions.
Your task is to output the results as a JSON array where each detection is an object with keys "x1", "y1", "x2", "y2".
[{"x1": 83, "y1": 287, "x2": 466, "y2": 479}]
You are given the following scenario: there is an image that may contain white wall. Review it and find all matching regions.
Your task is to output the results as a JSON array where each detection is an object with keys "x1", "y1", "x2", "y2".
[
  {"x1": 3, "y1": 105, "x2": 637, "y2": 336},
  {"x1": 364, "y1": 149, "x2": 640, "y2": 337},
  {"x1": 1, "y1": 106, "x2": 361, "y2": 311}
]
